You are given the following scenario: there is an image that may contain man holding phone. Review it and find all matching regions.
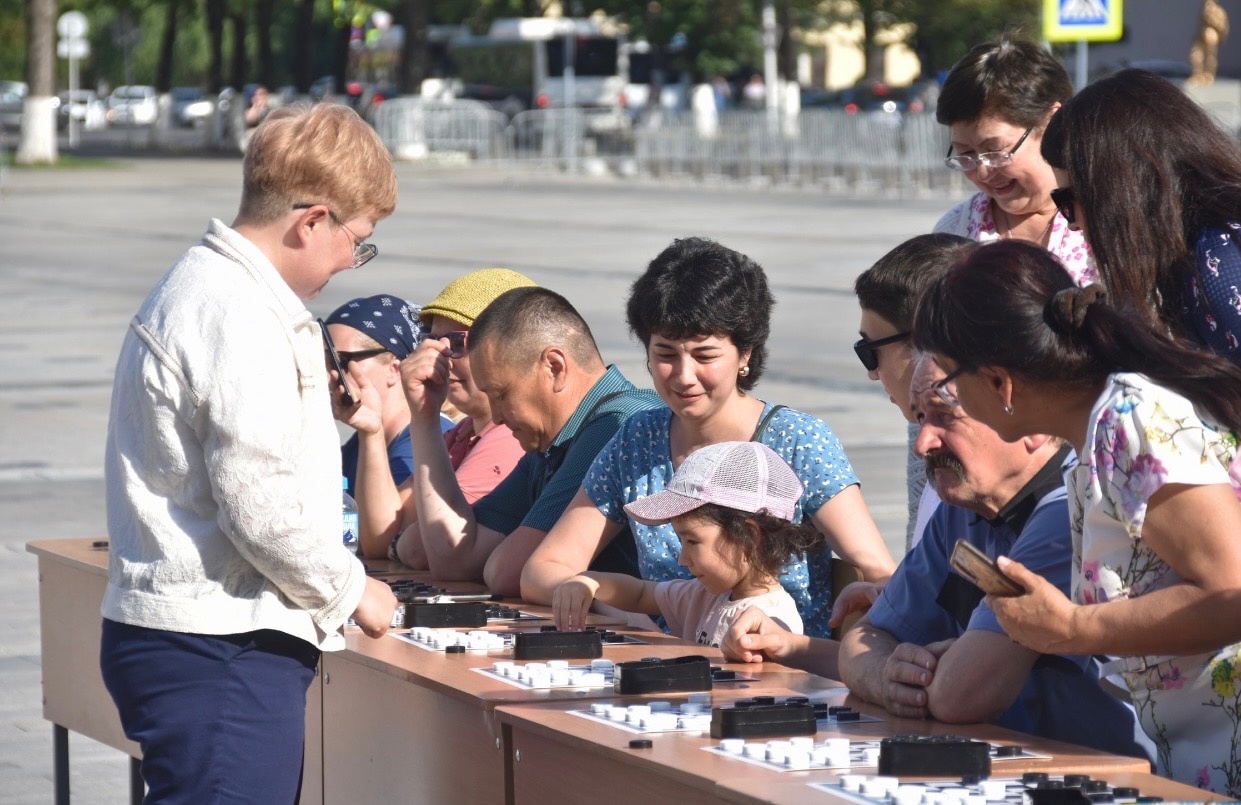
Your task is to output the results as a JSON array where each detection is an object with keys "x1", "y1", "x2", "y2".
[{"x1": 724, "y1": 354, "x2": 1151, "y2": 760}]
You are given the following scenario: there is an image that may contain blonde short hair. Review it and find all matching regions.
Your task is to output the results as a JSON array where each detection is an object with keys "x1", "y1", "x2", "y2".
[{"x1": 239, "y1": 103, "x2": 397, "y2": 225}]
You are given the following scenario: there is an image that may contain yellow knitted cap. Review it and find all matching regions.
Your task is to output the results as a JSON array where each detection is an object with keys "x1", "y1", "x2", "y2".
[{"x1": 420, "y1": 268, "x2": 538, "y2": 327}]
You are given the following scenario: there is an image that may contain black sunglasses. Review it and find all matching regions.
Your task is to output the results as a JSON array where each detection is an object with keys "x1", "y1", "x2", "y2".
[
  {"x1": 442, "y1": 331, "x2": 468, "y2": 359},
  {"x1": 336, "y1": 348, "x2": 389, "y2": 369},
  {"x1": 853, "y1": 332, "x2": 910, "y2": 371},
  {"x1": 1051, "y1": 187, "x2": 1076, "y2": 224}
]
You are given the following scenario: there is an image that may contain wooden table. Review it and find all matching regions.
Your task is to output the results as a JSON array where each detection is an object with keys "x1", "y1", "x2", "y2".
[
  {"x1": 717, "y1": 770, "x2": 1225, "y2": 804},
  {"x1": 29, "y1": 539, "x2": 145, "y2": 805},
  {"x1": 495, "y1": 690, "x2": 1157, "y2": 805},
  {"x1": 320, "y1": 622, "x2": 818, "y2": 803},
  {"x1": 32, "y1": 537, "x2": 1182, "y2": 805},
  {"x1": 25, "y1": 538, "x2": 474, "y2": 805}
]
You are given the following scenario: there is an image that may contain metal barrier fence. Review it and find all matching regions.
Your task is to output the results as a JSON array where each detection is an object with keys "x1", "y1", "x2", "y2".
[
  {"x1": 374, "y1": 98, "x2": 508, "y2": 161},
  {"x1": 375, "y1": 102, "x2": 971, "y2": 196}
]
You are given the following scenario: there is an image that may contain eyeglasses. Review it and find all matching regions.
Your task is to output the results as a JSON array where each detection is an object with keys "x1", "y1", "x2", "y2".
[
  {"x1": 1050, "y1": 186, "x2": 1076, "y2": 224},
  {"x1": 442, "y1": 331, "x2": 468, "y2": 359},
  {"x1": 336, "y1": 348, "x2": 389, "y2": 369},
  {"x1": 292, "y1": 203, "x2": 378, "y2": 269},
  {"x1": 944, "y1": 125, "x2": 1034, "y2": 172},
  {"x1": 853, "y1": 332, "x2": 910, "y2": 372},
  {"x1": 932, "y1": 366, "x2": 967, "y2": 407}
]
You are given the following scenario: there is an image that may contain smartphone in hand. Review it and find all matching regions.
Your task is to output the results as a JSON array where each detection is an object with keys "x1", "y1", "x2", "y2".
[
  {"x1": 318, "y1": 318, "x2": 356, "y2": 407},
  {"x1": 949, "y1": 539, "x2": 1023, "y2": 597}
]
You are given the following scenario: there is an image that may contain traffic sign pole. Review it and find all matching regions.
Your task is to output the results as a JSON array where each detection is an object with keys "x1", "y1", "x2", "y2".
[
  {"x1": 1076, "y1": 40, "x2": 1088, "y2": 92},
  {"x1": 1043, "y1": 0, "x2": 1124, "y2": 90},
  {"x1": 57, "y1": 12, "x2": 90, "y2": 149}
]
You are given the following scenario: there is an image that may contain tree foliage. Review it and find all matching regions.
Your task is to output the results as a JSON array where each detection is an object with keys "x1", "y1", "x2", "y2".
[{"x1": 0, "y1": 0, "x2": 1043, "y2": 93}]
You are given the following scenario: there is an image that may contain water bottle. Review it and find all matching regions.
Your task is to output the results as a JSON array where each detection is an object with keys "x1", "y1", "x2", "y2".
[{"x1": 341, "y1": 477, "x2": 359, "y2": 551}]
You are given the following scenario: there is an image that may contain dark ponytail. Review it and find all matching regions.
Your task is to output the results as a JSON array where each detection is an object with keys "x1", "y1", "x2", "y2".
[{"x1": 913, "y1": 240, "x2": 1241, "y2": 431}]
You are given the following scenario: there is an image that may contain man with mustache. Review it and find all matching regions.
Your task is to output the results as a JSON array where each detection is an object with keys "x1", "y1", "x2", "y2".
[{"x1": 723, "y1": 354, "x2": 1151, "y2": 758}]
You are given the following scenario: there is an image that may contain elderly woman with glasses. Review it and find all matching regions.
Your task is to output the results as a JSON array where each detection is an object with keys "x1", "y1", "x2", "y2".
[
  {"x1": 933, "y1": 38, "x2": 1095, "y2": 287},
  {"x1": 1041, "y1": 68, "x2": 1241, "y2": 366}
]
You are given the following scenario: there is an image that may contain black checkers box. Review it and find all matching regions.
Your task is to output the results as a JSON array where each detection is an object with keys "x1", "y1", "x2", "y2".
[
  {"x1": 387, "y1": 580, "x2": 449, "y2": 601},
  {"x1": 537, "y1": 625, "x2": 644, "y2": 645},
  {"x1": 512, "y1": 630, "x2": 603, "y2": 660},
  {"x1": 402, "y1": 601, "x2": 489, "y2": 629},
  {"x1": 711, "y1": 697, "x2": 817, "y2": 739},
  {"x1": 877, "y1": 734, "x2": 991, "y2": 779},
  {"x1": 613, "y1": 655, "x2": 713, "y2": 695}
]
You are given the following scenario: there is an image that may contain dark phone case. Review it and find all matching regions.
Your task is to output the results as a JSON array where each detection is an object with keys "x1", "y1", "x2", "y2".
[
  {"x1": 317, "y1": 318, "x2": 355, "y2": 407},
  {"x1": 949, "y1": 539, "x2": 1023, "y2": 597}
]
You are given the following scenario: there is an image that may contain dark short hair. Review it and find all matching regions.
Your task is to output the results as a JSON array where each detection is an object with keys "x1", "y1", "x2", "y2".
[
  {"x1": 936, "y1": 38, "x2": 1073, "y2": 128},
  {"x1": 626, "y1": 237, "x2": 773, "y2": 391},
  {"x1": 470, "y1": 286, "x2": 602, "y2": 369},
  {"x1": 1041, "y1": 68, "x2": 1241, "y2": 329},
  {"x1": 854, "y1": 234, "x2": 977, "y2": 330}
]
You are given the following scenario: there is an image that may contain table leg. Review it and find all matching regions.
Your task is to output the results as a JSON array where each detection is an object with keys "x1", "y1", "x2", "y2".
[{"x1": 53, "y1": 724, "x2": 69, "y2": 805}]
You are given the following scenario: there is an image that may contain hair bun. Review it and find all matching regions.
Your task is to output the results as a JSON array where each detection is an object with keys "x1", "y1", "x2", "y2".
[{"x1": 1049, "y1": 283, "x2": 1106, "y2": 333}]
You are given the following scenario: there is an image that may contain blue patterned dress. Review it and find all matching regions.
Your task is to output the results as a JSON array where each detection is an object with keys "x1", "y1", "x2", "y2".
[{"x1": 1183, "y1": 222, "x2": 1241, "y2": 366}]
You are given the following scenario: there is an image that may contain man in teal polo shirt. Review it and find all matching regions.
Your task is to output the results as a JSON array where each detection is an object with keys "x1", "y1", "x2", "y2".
[{"x1": 395, "y1": 286, "x2": 660, "y2": 595}]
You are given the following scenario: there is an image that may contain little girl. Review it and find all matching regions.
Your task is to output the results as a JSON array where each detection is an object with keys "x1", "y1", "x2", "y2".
[{"x1": 552, "y1": 441, "x2": 821, "y2": 646}]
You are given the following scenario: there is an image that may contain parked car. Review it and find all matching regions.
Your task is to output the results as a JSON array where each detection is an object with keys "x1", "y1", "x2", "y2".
[
  {"x1": 171, "y1": 87, "x2": 212, "y2": 127},
  {"x1": 107, "y1": 85, "x2": 158, "y2": 126},
  {"x1": 57, "y1": 89, "x2": 107, "y2": 131},
  {"x1": 799, "y1": 86, "x2": 847, "y2": 109},
  {"x1": 0, "y1": 80, "x2": 27, "y2": 131}
]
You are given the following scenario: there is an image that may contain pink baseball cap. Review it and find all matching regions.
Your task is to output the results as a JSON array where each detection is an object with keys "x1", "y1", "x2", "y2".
[{"x1": 623, "y1": 441, "x2": 804, "y2": 525}]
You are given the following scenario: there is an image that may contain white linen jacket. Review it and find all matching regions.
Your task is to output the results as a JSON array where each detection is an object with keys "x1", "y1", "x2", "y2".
[{"x1": 102, "y1": 219, "x2": 365, "y2": 650}]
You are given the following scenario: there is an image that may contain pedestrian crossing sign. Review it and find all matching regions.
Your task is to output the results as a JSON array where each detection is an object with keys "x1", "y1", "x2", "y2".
[{"x1": 1043, "y1": 0, "x2": 1124, "y2": 42}]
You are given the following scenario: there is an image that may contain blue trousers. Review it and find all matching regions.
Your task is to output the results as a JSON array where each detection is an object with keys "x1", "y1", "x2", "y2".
[{"x1": 100, "y1": 619, "x2": 320, "y2": 804}]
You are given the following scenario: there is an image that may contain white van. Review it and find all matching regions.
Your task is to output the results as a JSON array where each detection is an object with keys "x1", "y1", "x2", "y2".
[{"x1": 107, "y1": 85, "x2": 158, "y2": 126}]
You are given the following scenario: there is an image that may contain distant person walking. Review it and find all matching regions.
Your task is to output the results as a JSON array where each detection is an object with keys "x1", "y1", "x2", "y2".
[{"x1": 742, "y1": 74, "x2": 766, "y2": 109}]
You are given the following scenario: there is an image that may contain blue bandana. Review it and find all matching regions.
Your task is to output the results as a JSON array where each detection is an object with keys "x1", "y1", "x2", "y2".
[{"x1": 325, "y1": 295, "x2": 425, "y2": 359}]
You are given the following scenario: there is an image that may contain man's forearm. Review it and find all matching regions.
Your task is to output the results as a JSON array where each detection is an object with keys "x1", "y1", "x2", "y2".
[{"x1": 838, "y1": 621, "x2": 901, "y2": 705}]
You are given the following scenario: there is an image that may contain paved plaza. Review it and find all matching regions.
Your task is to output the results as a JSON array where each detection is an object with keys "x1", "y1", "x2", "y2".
[{"x1": 0, "y1": 155, "x2": 963, "y2": 802}]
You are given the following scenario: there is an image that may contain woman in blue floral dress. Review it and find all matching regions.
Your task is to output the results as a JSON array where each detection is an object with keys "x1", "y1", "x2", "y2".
[
  {"x1": 914, "y1": 240, "x2": 1241, "y2": 797},
  {"x1": 521, "y1": 237, "x2": 896, "y2": 637}
]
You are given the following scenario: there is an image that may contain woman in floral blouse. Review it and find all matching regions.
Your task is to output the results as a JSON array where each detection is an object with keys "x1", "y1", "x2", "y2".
[
  {"x1": 932, "y1": 38, "x2": 1095, "y2": 286},
  {"x1": 914, "y1": 240, "x2": 1241, "y2": 797}
]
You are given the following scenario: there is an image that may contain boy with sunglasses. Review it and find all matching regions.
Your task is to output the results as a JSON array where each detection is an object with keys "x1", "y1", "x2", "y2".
[{"x1": 853, "y1": 233, "x2": 976, "y2": 553}]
